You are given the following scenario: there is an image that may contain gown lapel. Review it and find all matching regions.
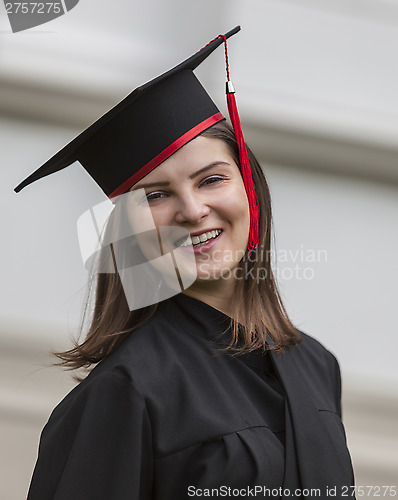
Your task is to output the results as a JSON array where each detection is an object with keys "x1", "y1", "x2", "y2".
[
  {"x1": 269, "y1": 344, "x2": 353, "y2": 500},
  {"x1": 281, "y1": 398, "x2": 302, "y2": 497}
]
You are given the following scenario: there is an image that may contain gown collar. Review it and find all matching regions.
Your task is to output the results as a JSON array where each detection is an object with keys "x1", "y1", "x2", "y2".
[
  {"x1": 167, "y1": 292, "x2": 233, "y2": 346},
  {"x1": 166, "y1": 293, "x2": 272, "y2": 372}
]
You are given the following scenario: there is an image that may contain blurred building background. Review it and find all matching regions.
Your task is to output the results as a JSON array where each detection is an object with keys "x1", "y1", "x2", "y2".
[{"x1": 1, "y1": 0, "x2": 397, "y2": 498}]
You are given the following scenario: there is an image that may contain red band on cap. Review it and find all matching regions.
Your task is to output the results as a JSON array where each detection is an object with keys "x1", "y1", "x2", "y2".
[{"x1": 109, "y1": 112, "x2": 225, "y2": 199}]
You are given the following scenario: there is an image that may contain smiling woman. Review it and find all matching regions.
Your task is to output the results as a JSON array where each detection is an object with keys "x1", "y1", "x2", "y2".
[
  {"x1": 15, "y1": 27, "x2": 356, "y2": 500},
  {"x1": 55, "y1": 121, "x2": 301, "y2": 372}
]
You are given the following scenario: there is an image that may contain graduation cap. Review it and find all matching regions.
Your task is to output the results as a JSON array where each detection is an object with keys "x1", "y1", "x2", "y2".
[{"x1": 14, "y1": 26, "x2": 259, "y2": 250}]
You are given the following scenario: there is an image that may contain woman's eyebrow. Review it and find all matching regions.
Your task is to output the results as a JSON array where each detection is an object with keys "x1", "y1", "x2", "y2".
[
  {"x1": 189, "y1": 161, "x2": 230, "y2": 179},
  {"x1": 131, "y1": 180, "x2": 169, "y2": 190},
  {"x1": 131, "y1": 161, "x2": 230, "y2": 190}
]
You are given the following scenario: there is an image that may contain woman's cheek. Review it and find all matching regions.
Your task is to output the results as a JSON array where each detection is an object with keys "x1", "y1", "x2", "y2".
[
  {"x1": 221, "y1": 185, "x2": 250, "y2": 220},
  {"x1": 149, "y1": 204, "x2": 172, "y2": 227}
]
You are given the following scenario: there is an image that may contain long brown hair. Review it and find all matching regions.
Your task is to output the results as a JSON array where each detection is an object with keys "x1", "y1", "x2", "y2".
[{"x1": 55, "y1": 121, "x2": 301, "y2": 374}]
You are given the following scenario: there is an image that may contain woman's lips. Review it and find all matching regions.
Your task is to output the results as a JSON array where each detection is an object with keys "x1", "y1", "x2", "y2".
[
  {"x1": 174, "y1": 229, "x2": 223, "y2": 254},
  {"x1": 191, "y1": 229, "x2": 223, "y2": 254},
  {"x1": 175, "y1": 228, "x2": 222, "y2": 248}
]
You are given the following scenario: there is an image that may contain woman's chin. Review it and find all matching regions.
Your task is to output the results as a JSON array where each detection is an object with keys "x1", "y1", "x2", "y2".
[{"x1": 194, "y1": 263, "x2": 235, "y2": 283}]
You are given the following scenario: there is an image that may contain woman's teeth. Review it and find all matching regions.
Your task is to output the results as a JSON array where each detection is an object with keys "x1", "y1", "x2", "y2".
[{"x1": 178, "y1": 229, "x2": 222, "y2": 247}]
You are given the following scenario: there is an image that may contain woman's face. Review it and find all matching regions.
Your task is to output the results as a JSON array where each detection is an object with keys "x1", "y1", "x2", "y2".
[{"x1": 129, "y1": 135, "x2": 250, "y2": 285}]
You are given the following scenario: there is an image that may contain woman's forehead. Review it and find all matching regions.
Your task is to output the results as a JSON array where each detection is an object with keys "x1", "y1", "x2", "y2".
[{"x1": 134, "y1": 136, "x2": 235, "y2": 187}]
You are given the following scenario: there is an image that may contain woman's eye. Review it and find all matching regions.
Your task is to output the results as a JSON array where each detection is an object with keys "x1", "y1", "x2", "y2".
[
  {"x1": 146, "y1": 192, "x2": 167, "y2": 202},
  {"x1": 200, "y1": 175, "x2": 226, "y2": 186}
]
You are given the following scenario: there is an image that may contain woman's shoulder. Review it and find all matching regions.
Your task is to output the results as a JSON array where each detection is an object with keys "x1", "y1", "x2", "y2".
[
  {"x1": 46, "y1": 306, "x2": 178, "y2": 413},
  {"x1": 86, "y1": 302, "x2": 197, "y2": 388},
  {"x1": 281, "y1": 329, "x2": 341, "y2": 388},
  {"x1": 293, "y1": 329, "x2": 340, "y2": 365},
  {"x1": 284, "y1": 330, "x2": 342, "y2": 399}
]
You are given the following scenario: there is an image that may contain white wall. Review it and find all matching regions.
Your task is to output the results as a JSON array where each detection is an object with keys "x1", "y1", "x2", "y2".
[
  {"x1": 1, "y1": 0, "x2": 397, "y2": 497},
  {"x1": 267, "y1": 164, "x2": 398, "y2": 385}
]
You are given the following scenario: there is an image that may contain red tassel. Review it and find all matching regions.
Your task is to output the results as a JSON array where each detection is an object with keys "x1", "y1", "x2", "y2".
[
  {"x1": 219, "y1": 35, "x2": 259, "y2": 251},
  {"x1": 227, "y1": 91, "x2": 259, "y2": 251}
]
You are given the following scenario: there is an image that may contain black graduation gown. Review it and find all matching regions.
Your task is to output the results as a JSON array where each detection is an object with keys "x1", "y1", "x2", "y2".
[{"x1": 27, "y1": 294, "x2": 355, "y2": 500}]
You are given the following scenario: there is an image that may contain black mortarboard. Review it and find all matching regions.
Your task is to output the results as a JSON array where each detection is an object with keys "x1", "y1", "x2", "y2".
[
  {"x1": 15, "y1": 26, "x2": 259, "y2": 250},
  {"x1": 14, "y1": 27, "x2": 240, "y2": 198}
]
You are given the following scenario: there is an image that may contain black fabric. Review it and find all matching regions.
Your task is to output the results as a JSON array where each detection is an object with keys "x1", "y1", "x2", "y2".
[
  {"x1": 78, "y1": 71, "x2": 220, "y2": 195},
  {"x1": 27, "y1": 294, "x2": 355, "y2": 500},
  {"x1": 237, "y1": 349, "x2": 286, "y2": 446},
  {"x1": 14, "y1": 27, "x2": 239, "y2": 196}
]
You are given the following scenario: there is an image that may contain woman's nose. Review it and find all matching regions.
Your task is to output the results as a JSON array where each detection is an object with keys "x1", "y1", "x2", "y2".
[{"x1": 174, "y1": 192, "x2": 210, "y2": 224}]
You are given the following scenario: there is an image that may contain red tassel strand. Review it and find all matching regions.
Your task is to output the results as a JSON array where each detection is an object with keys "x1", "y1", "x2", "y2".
[
  {"x1": 220, "y1": 36, "x2": 259, "y2": 251},
  {"x1": 226, "y1": 91, "x2": 259, "y2": 251}
]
